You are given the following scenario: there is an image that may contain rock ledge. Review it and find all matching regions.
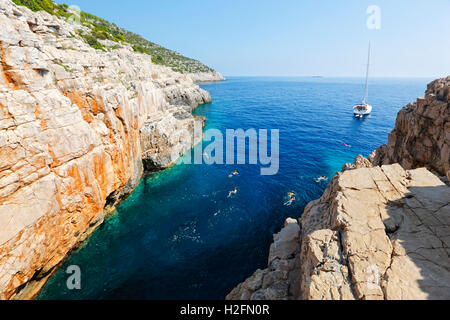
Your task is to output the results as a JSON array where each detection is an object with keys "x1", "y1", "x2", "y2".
[{"x1": 228, "y1": 165, "x2": 450, "y2": 300}]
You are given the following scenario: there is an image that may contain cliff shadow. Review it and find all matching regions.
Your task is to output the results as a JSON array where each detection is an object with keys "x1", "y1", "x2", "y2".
[{"x1": 382, "y1": 183, "x2": 450, "y2": 300}]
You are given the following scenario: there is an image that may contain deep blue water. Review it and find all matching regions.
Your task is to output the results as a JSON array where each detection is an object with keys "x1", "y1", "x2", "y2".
[{"x1": 37, "y1": 77, "x2": 430, "y2": 300}]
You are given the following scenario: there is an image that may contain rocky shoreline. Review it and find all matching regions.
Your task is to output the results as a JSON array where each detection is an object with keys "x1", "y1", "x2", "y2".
[
  {"x1": 0, "y1": 0, "x2": 215, "y2": 300},
  {"x1": 0, "y1": 0, "x2": 448, "y2": 301},
  {"x1": 227, "y1": 77, "x2": 450, "y2": 300}
]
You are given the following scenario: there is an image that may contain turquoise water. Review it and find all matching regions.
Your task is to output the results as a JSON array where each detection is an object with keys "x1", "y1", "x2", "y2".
[{"x1": 38, "y1": 77, "x2": 429, "y2": 300}]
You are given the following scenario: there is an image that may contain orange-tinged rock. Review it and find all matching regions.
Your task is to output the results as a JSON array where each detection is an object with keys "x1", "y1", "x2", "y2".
[{"x1": 0, "y1": 0, "x2": 211, "y2": 300}]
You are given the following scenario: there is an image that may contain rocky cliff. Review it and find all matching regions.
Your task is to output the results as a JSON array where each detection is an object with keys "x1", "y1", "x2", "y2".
[
  {"x1": 370, "y1": 77, "x2": 449, "y2": 178},
  {"x1": 228, "y1": 77, "x2": 450, "y2": 300},
  {"x1": 0, "y1": 0, "x2": 213, "y2": 299}
]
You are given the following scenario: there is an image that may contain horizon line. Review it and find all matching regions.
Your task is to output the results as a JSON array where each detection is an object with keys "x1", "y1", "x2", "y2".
[{"x1": 219, "y1": 75, "x2": 443, "y2": 79}]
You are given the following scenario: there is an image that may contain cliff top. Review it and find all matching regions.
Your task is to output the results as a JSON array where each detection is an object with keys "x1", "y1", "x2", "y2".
[{"x1": 11, "y1": 0, "x2": 217, "y2": 75}]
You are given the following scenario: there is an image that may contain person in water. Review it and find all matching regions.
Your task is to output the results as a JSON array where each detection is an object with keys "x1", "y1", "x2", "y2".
[
  {"x1": 284, "y1": 196, "x2": 296, "y2": 206},
  {"x1": 315, "y1": 176, "x2": 328, "y2": 183},
  {"x1": 344, "y1": 143, "x2": 352, "y2": 148},
  {"x1": 284, "y1": 191, "x2": 296, "y2": 206},
  {"x1": 228, "y1": 187, "x2": 238, "y2": 198},
  {"x1": 229, "y1": 170, "x2": 240, "y2": 178}
]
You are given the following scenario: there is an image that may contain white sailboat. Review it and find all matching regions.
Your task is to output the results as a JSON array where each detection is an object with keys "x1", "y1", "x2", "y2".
[{"x1": 353, "y1": 43, "x2": 373, "y2": 117}]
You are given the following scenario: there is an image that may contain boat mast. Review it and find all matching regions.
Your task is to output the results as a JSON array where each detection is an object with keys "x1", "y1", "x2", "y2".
[{"x1": 363, "y1": 42, "x2": 371, "y2": 105}]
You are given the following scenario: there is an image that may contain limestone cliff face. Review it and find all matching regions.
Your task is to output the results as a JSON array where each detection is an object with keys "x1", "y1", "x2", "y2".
[
  {"x1": 370, "y1": 77, "x2": 450, "y2": 178},
  {"x1": 228, "y1": 77, "x2": 450, "y2": 300},
  {"x1": 0, "y1": 0, "x2": 212, "y2": 299}
]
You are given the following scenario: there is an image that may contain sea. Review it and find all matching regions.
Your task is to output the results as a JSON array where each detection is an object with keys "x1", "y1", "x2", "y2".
[{"x1": 37, "y1": 76, "x2": 430, "y2": 300}]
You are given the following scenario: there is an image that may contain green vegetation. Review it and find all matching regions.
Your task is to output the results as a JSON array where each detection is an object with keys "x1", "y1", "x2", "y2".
[
  {"x1": 79, "y1": 33, "x2": 106, "y2": 51},
  {"x1": 12, "y1": 0, "x2": 216, "y2": 74},
  {"x1": 55, "y1": 61, "x2": 75, "y2": 72},
  {"x1": 12, "y1": 0, "x2": 70, "y2": 17}
]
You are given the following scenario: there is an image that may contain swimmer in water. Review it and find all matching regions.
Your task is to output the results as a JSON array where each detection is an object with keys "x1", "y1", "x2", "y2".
[
  {"x1": 228, "y1": 187, "x2": 238, "y2": 198},
  {"x1": 315, "y1": 176, "x2": 328, "y2": 183},
  {"x1": 229, "y1": 170, "x2": 239, "y2": 178},
  {"x1": 284, "y1": 196, "x2": 296, "y2": 206},
  {"x1": 284, "y1": 191, "x2": 296, "y2": 206},
  {"x1": 344, "y1": 143, "x2": 352, "y2": 148}
]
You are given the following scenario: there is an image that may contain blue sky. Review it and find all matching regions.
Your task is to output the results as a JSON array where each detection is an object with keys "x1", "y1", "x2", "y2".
[{"x1": 55, "y1": 0, "x2": 450, "y2": 78}]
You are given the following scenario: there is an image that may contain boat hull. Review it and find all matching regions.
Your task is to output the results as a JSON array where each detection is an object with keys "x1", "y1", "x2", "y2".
[{"x1": 353, "y1": 104, "x2": 372, "y2": 117}]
